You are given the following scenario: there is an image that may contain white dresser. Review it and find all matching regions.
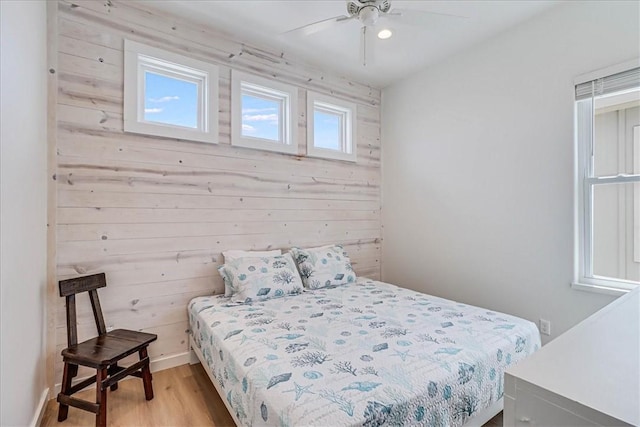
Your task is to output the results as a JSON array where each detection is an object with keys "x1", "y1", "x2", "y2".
[{"x1": 504, "y1": 287, "x2": 639, "y2": 427}]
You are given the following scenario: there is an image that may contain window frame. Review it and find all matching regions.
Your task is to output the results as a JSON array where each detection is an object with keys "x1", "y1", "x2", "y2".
[
  {"x1": 634, "y1": 126, "x2": 640, "y2": 263},
  {"x1": 123, "y1": 39, "x2": 219, "y2": 144},
  {"x1": 306, "y1": 92, "x2": 357, "y2": 162},
  {"x1": 231, "y1": 70, "x2": 298, "y2": 155},
  {"x1": 573, "y1": 60, "x2": 640, "y2": 296}
]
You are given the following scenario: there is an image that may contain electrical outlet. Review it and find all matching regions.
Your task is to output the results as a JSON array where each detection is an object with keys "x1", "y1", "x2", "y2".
[{"x1": 539, "y1": 319, "x2": 551, "y2": 336}]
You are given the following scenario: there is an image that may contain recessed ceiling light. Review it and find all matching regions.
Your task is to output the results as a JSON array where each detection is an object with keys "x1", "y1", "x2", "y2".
[{"x1": 377, "y1": 29, "x2": 393, "y2": 40}]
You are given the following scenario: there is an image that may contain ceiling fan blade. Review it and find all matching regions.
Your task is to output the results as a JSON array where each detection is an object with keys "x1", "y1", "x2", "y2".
[
  {"x1": 280, "y1": 15, "x2": 354, "y2": 37},
  {"x1": 384, "y1": 8, "x2": 468, "y2": 27},
  {"x1": 359, "y1": 26, "x2": 376, "y2": 67}
]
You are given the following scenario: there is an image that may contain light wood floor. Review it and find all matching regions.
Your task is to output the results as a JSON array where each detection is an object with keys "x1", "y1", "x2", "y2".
[
  {"x1": 41, "y1": 364, "x2": 503, "y2": 426},
  {"x1": 41, "y1": 364, "x2": 235, "y2": 427}
]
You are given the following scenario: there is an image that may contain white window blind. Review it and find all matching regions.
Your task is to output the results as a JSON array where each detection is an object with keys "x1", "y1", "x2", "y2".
[{"x1": 575, "y1": 67, "x2": 640, "y2": 100}]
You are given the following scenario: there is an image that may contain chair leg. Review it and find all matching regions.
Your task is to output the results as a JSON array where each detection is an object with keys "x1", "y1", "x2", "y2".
[
  {"x1": 95, "y1": 367, "x2": 108, "y2": 427},
  {"x1": 57, "y1": 362, "x2": 74, "y2": 421},
  {"x1": 139, "y1": 347, "x2": 154, "y2": 400},
  {"x1": 108, "y1": 363, "x2": 119, "y2": 391},
  {"x1": 70, "y1": 363, "x2": 78, "y2": 381}
]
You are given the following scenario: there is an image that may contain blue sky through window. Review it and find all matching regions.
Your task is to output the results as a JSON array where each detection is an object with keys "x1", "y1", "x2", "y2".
[
  {"x1": 144, "y1": 71, "x2": 198, "y2": 128},
  {"x1": 314, "y1": 110, "x2": 342, "y2": 151},
  {"x1": 241, "y1": 94, "x2": 280, "y2": 141}
]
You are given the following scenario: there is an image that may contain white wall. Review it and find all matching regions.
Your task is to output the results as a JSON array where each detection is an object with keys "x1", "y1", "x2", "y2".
[
  {"x1": 0, "y1": 0, "x2": 49, "y2": 425},
  {"x1": 381, "y1": 0, "x2": 640, "y2": 344}
]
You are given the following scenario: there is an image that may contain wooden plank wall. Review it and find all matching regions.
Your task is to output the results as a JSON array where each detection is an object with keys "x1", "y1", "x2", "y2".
[{"x1": 53, "y1": 0, "x2": 381, "y2": 384}]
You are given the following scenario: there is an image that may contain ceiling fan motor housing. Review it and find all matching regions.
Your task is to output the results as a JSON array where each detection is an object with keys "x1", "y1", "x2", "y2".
[{"x1": 347, "y1": 0, "x2": 392, "y2": 26}]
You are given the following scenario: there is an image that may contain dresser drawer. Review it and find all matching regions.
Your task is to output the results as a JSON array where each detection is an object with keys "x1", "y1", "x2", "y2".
[
  {"x1": 513, "y1": 390, "x2": 598, "y2": 427},
  {"x1": 504, "y1": 375, "x2": 633, "y2": 427}
]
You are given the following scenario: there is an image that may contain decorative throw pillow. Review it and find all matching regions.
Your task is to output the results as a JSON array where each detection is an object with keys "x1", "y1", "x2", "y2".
[
  {"x1": 218, "y1": 253, "x2": 304, "y2": 304},
  {"x1": 221, "y1": 249, "x2": 282, "y2": 296},
  {"x1": 289, "y1": 244, "x2": 356, "y2": 289}
]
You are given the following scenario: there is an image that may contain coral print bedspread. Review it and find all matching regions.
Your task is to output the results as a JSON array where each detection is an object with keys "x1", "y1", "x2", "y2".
[{"x1": 189, "y1": 278, "x2": 540, "y2": 427}]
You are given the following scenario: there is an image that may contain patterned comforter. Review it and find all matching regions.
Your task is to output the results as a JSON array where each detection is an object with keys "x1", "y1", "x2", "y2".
[{"x1": 189, "y1": 278, "x2": 540, "y2": 426}]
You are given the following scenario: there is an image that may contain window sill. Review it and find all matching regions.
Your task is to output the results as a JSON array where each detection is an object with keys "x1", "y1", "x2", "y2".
[
  {"x1": 231, "y1": 137, "x2": 299, "y2": 155},
  {"x1": 307, "y1": 148, "x2": 357, "y2": 163},
  {"x1": 571, "y1": 282, "x2": 633, "y2": 297}
]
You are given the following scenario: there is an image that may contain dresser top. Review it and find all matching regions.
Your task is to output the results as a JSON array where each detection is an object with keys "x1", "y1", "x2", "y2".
[{"x1": 506, "y1": 286, "x2": 639, "y2": 426}]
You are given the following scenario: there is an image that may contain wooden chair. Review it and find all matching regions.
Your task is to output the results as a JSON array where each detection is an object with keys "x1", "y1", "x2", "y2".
[{"x1": 57, "y1": 273, "x2": 158, "y2": 427}]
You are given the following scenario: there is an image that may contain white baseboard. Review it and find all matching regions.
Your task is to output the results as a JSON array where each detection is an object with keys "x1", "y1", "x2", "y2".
[
  {"x1": 29, "y1": 388, "x2": 50, "y2": 427},
  {"x1": 149, "y1": 351, "x2": 190, "y2": 373},
  {"x1": 53, "y1": 351, "x2": 191, "y2": 396}
]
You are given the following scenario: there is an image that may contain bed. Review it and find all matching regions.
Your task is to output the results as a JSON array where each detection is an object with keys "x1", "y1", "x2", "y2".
[{"x1": 188, "y1": 278, "x2": 540, "y2": 427}]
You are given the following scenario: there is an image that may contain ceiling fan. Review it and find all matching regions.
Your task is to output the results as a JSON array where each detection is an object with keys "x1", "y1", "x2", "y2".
[{"x1": 281, "y1": 0, "x2": 467, "y2": 66}]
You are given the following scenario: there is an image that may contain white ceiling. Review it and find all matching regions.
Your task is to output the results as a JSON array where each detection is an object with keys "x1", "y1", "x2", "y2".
[{"x1": 147, "y1": 1, "x2": 559, "y2": 88}]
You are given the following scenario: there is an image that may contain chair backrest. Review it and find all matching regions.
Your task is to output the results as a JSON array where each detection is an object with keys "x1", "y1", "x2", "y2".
[{"x1": 59, "y1": 273, "x2": 108, "y2": 347}]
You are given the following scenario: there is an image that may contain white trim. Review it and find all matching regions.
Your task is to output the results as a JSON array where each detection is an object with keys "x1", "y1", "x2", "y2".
[
  {"x1": 53, "y1": 351, "x2": 191, "y2": 395},
  {"x1": 231, "y1": 70, "x2": 298, "y2": 155},
  {"x1": 594, "y1": 89, "x2": 640, "y2": 114},
  {"x1": 29, "y1": 388, "x2": 50, "y2": 427},
  {"x1": 575, "y1": 97, "x2": 593, "y2": 287},
  {"x1": 189, "y1": 337, "x2": 240, "y2": 426},
  {"x1": 123, "y1": 39, "x2": 219, "y2": 144},
  {"x1": 149, "y1": 351, "x2": 191, "y2": 373},
  {"x1": 571, "y1": 282, "x2": 631, "y2": 297},
  {"x1": 574, "y1": 58, "x2": 640, "y2": 86},
  {"x1": 573, "y1": 99, "x2": 581, "y2": 286},
  {"x1": 634, "y1": 126, "x2": 640, "y2": 263},
  {"x1": 306, "y1": 91, "x2": 357, "y2": 162}
]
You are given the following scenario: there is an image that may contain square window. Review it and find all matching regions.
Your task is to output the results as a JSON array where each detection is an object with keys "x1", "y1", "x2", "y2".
[
  {"x1": 143, "y1": 71, "x2": 198, "y2": 128},
  {"x1": 241, "y1": 93, "x2": 281, "y2": 141},
  {"x1": 231, "y1": 71, "x2": 297, "y2": 154},
  {"x1": 314, "y1": 109, "x2": 344, "y2": 151},
  {"x1": 124, "y1": 40, "x2": 218, "y2": 144},
  {"x1": 307, "y1": 92, "x2": 356, "y2": 162}
]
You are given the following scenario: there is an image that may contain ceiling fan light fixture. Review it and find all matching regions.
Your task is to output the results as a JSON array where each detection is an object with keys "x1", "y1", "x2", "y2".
[
  {"x1": 377, "y1": 28, "x2": 393, "y2": 39},
  {"x1": 359, "y1": 5, "x2": 379, "y2": 26}
]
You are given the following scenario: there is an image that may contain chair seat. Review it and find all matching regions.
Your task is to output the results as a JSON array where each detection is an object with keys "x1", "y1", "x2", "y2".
[{"x1": 62, "y1": 329, "x2": 157, "y2": 368}]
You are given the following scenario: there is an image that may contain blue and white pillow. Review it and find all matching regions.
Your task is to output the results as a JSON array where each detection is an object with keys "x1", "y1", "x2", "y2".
[
  {"x1": 218, "y1": 253, "x2": 304, "y2": 304},
  {"x1": 221, "y1": 249, "x2": 282, "y2": 296},
  {"x1": 289, "y1": 244, "x2": 356, "y2": 289}
]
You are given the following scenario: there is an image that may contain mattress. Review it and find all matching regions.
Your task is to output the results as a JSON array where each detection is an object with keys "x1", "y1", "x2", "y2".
[{"x1": 189, "y1": 278, "x2": 540, "y2": 426}]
